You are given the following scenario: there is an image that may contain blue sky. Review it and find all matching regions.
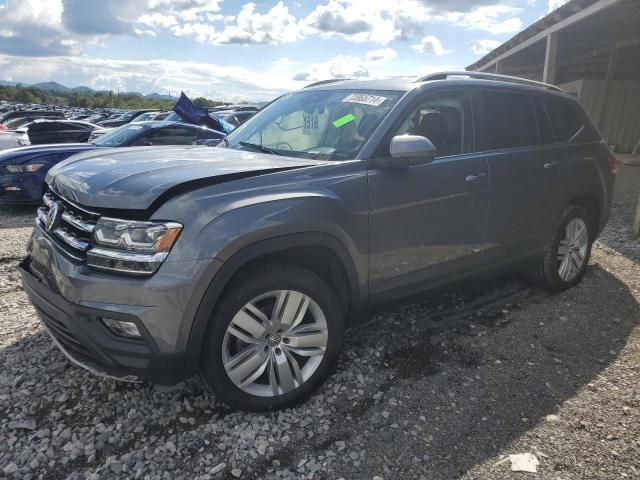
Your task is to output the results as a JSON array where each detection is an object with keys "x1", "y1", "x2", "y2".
[{"x1": 0, "y1": 0, "x2": 567, "y2": 101}]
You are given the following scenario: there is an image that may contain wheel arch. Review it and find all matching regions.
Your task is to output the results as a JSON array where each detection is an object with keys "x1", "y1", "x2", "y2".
[{"x1": 184, "y1": 232, "x2": 363, "y2": 369}]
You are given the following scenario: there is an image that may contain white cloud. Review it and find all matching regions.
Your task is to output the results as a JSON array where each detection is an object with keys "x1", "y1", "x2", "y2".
[
  {"x1": 292, "y1": 55, "x2": 369, "y2": 82},
  {"x1": 212, "y1": 1, "x2": 301, "y2": 44},
  {"x1": 469, "y1": 39, "x2": 501, "y2": 55},
  {"x1": 412, "y1": 36, "x2": 450, "y2": 55},
  {"x1": 446, "y1": 5, "x2": 523, "y2": 34},
  {"x1": 548, "y1": 0, "x2": 569, "y2": 12},
  {"x1": 0, "y1": 54, "x2": 294, "y2": 101},
  {"x1": 365, "y1": 48, "x2": 397, "y2": 63}
]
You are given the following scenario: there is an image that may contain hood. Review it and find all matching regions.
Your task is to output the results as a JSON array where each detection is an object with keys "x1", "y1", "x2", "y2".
[
  {"x1": 47, "y1": 145, "x2": 329, "y2": 210},
  {"x1": 0, "y1": 143, "x2": 97, "y2": 163}
]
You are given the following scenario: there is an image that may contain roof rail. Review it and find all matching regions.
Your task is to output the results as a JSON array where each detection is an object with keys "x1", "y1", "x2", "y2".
[
  {"x1": 416, "y1": 71, "x2": 563, "y2": 92},
  {"x1": 304, "y1": 78, "x2": 351, "y2": 89}
]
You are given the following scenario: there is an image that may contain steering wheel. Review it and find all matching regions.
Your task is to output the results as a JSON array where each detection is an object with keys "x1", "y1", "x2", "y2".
[{"x1": 275, "y1": 142, "x2": 293, "y2": 150}]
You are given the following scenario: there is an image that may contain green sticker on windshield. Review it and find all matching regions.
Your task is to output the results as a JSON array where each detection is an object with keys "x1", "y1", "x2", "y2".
[{"x1": 332, "y1": 113, "x2": 356, "y2": 128}]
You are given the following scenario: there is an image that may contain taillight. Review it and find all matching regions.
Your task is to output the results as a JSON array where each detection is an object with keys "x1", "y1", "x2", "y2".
[
  {"x1": 608, "y1": 151, "x2": 617, "y2": 175},
  {"x1": 0, "y1": 124, "x2": 7, "y2": 131}
]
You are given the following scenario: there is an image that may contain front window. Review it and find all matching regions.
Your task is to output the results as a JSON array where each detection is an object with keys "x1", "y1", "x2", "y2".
[
  {"x1": 93, "y1": 124, "x2": 149, "y2": 147},
  {"x1": 225, "y1": 89, "x2": 403, "y2": 160}
]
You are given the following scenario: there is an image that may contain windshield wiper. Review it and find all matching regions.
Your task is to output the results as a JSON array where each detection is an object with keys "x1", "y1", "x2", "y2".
[{"x1": 239, "y1": 141, "x2": 276, "y2": 155}]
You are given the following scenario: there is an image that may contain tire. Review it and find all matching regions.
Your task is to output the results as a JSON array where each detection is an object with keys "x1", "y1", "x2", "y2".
[
  {"x1": 527, "y1": 205, "x2": 593, "y2": 292},
  {"x1": 201, "y1": 263, "x2": 344, "y2": 411}
]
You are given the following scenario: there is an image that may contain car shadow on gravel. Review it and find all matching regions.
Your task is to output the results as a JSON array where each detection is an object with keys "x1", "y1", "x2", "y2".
[
  {"x1": 1, "y1": 263, "x2": 637, "y2": 480},
  {"x1": 281, "y1": 264, "x2": 640, "y2": 479},
  {"x1": 0, "y1": 205, "x2": 36, "y2": 229}
]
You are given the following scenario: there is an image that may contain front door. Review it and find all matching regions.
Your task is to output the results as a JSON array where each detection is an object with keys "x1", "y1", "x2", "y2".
[{"x1": 367, "y1": 89, "x2": 489, "y2": 302}]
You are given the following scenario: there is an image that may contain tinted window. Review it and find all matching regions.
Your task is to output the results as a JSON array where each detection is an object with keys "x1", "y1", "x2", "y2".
[
  {"x1": 481, "y1": 91, "x2": 538, "y2": 150},
  {"x1": 544, "y1": 96, "x2": 583, "y2": 142},
  {"x1": 395, "y1": 90, "x2": 473, "y2": 157}
]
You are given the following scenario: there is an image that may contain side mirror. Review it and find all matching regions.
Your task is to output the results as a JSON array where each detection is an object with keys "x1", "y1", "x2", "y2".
[{"x1": 390, "y1": 135, "x2": 437, "y2": 165}]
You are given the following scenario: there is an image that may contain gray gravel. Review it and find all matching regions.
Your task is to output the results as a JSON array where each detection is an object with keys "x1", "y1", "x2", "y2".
[{"x1": 1, "y1": 165, "x2": 639, "y2": 479}]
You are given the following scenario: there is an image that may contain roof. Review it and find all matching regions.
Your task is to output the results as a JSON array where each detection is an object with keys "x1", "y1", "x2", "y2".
[
  {"x1": 303, "y1": 77, "x2": 418, "y2": 92},
  {"x1": 466, "y1": 0, "x2": 602, "y2": 71}
]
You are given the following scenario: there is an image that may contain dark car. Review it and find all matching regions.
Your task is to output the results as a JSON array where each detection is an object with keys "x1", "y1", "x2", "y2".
[
  {"x1": 0, "y1": 121, "x2": 225, "y2": 204},
  {"x1": 97, "y1": 109, "x2": 157, "y2": 128},
  {"x1": 21, "y1": 120, "x2": 100, "y2": 145},
  {"x1": 0, "y1": 110, "x2": 65, "y2": 130},
  {"x1": 223, "y1": 111, "x2": 255, "y2": 127},
  {"x1": 20, "y1": 73, "x2": 615, "y2": 411}
]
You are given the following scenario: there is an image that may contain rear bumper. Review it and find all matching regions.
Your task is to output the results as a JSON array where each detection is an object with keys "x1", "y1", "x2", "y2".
[{"x1": 20, "y1": 256, "x2": 190, "y2": 385}]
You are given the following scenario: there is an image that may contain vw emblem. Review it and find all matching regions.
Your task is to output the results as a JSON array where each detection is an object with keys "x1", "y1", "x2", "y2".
[{"x1": 45, "y1": 201, "x2": 61, "y2": 232}]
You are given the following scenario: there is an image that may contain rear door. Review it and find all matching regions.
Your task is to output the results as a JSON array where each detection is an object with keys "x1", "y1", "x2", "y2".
[
  {"x1": 478, "y1": 89, "x2": 574, "y2": 265},
  {"x1": 58, "y1": 122, "x2": 85, "y2": 143}
]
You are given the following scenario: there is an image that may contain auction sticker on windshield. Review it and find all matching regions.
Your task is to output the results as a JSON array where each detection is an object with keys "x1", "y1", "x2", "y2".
[{"x1": 342, "y1": 94, "x2": 388, "y2": 107}]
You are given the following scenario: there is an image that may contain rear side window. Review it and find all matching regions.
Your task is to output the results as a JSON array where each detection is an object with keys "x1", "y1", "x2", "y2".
[
  {"x1": 481, "y1": 91, "x2": 538, "y2": 150},
  {"x1": 543, "y1": 96, "x2": 583, "y2": 142}
]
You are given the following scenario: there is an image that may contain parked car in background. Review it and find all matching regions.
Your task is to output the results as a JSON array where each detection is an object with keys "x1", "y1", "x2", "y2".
[
  {"x1": 87, "y1": 127, "x2": 112, "y2": 142},
  {"x1": 0, "y1": 110, "x2": 65, "y2": 131},
  {"x1": 97, "y1": 109, "x2": 157, "y2": 128},
  {"x1": 19, "y1": 73, "x2": 616, "y2": 411},
  {"x1": 0, "y1": 130, "x2": 30, "y2": 151},
  {"x1": 20, "y1": 120, "x2": 100, "y2": 145},
  {"x1": 222, "y1": 110, "x2": 255, "y2": 127},
  {"x1": 0, "y1": 121, "x2": 225, "y2": 204}
]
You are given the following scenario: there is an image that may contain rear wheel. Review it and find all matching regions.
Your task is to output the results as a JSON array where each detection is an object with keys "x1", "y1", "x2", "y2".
[
  {"x1": 201, "y1": 263, "x2": 344, "y2": 411},
  {"x1": 528, "y1": 205, "x2": 592, "y2": 292}
]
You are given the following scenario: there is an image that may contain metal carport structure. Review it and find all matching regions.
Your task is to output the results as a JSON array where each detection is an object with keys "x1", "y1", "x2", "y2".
[{"x1": 466, "y1": 0, "x2": 640, "y2": 155}]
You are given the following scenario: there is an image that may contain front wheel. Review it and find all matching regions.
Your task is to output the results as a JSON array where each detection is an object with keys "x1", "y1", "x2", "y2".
[
  {"x1": 201, "y1": 263, "x2": 344, "y2": 411},
  {"x1": 528, "y1": 205, "x2": 593, "y2": 292}
]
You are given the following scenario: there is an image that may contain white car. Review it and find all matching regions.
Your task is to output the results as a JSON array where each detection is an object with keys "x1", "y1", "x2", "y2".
[
  {"x1": 0, "y1": 130, "x2": 30, "y2": 150},
  {"x1": 87, "y1": 127, "x2": 113, "y2": 142}
]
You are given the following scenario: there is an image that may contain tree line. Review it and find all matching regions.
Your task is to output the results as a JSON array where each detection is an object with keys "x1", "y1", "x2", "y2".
[{"x1": 0, "y1": 84, "x2": 225, "y2": 110}]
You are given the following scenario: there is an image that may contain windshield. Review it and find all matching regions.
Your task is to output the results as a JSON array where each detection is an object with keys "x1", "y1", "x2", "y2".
[
  {"x1": 225, "y1": 89, "x2": 402, "y2": 160},
  {"x1": 93, "y1": 123, "x2": 149, "y2": 147},
  {"x1": 164, "y1": 112, "x2": 182, "y2": 122}
]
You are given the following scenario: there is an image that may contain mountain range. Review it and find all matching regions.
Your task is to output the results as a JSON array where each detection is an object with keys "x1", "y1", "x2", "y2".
[{"x1": 0, "y1": 80, "x2": 177, "y2": 100}]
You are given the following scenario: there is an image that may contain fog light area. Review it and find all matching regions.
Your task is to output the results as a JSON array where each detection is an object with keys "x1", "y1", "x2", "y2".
[{"x1": 102, "y1": 318, "x2": 142, "y2": 338}]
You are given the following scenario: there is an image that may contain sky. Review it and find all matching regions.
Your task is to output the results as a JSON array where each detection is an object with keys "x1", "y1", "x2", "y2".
[{"x1": 0, "y1": 0, "x2": 570, "y2": 102}]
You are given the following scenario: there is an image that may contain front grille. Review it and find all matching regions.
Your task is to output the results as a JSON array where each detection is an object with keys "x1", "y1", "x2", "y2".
[
  {"x1": 39, "y1": 309, "x2": 101, "y2": 364},
  {"x1": 37, "y1": 190, "x2": 99, "y2": 261}
]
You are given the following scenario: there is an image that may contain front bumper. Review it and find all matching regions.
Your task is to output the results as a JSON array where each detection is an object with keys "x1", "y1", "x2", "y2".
[
  {"x1": 20, "y1": 256, "x2": 188, "y2": 385},
  {"x1": 20, "y1": 222, "x2": 222, "y2": 385},
  {"x1": 0, "y1": 172, "x2": 43, "y2": 205}
]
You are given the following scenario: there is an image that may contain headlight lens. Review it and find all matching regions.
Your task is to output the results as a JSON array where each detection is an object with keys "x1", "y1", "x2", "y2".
[
  {"x1": 5, "y1": 163, "x2": 43, "y2": 173},
  {"x1": 93, "y1": 218, "x2": 182, "y2": 254},
  {"x1": 87, "y1": 218, "x2": 182, "y2": 275}
]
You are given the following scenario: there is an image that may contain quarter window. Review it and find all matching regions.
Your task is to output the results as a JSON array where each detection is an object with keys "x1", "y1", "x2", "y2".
[
  {"x1": 481, "y1": 91, "x2": 538, "y2": 150},
  {"x1": 543, "y1": 96, "x2": 583, "y2": 142},
  {"x1": 394, "y1": 90, "x2": 473, "y2": 157}
]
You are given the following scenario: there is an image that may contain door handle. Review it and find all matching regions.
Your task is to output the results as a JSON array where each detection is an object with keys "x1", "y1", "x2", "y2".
[
  {"x1": 465, "y1": 173, "x2": 488, "y2": 184},
  {"x1": 544, "y1": 161, "x2": 559, "y2": 170}
]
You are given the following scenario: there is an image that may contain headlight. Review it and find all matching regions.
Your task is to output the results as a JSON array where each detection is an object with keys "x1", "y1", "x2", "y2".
[
  {"x1": 87, "y1": 218, "x2": 182, "y2": 275},
  {"x1": 5, "y1": 163, "x2": 43, "y2": 173}
]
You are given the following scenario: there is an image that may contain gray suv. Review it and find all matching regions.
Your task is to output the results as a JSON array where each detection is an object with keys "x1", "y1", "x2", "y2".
[{"x1": 20, "y1": 72, "x2": 616, "y2": 411}]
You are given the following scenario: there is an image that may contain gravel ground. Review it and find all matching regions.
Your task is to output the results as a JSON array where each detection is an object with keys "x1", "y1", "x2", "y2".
[{"x1": 1, "y1": 165, "x2": 639, "y2": 480}]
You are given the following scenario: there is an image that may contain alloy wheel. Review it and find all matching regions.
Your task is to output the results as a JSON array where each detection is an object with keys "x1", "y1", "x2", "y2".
[
  {"x1": 222, "y1": 290, "x2": 328, "y2": 397},
  {"x1": 557, "y1": 218, "x2": 589, "y2": 282}
]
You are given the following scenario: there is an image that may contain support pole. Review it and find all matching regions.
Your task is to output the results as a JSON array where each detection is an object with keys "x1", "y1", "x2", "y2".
[
  {"x1": 596, "y1": 46, "x2": 617, "y2": 130},
  {"x1": 543, "y1": 32, "x2": 558, "y2": 84}
]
